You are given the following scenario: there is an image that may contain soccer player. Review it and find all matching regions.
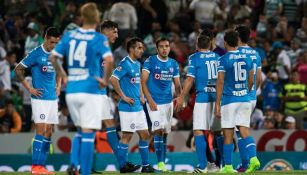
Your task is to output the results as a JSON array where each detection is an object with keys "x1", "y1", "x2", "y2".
[
  {"x1": 141, "y1": 38, "x2": 181, "y2": 172},
  {"x1": 14, "y1": 27, "x2": 61, "y2": 175},
  {"x1": 49, "y1": 3, "x2": 113, "y2": 175},
  {"x1": 100, "y1": 20, "x2": 119, "y2": 46},
  {"x1": 175, "y1": 34, "x2": 220, "y2": 173},
  {"x1": 110, "y1": 37, "x2": 155, "y2": 173},
  {"x1": 215, "y1": 30, "x2": 260, "y2": 173},
  {"x1": 235, "y1": 25, "x2": 262, "y2": 172}
]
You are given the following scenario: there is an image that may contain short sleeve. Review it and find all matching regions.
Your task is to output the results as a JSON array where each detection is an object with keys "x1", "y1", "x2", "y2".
[
  {"x1": 187, "y1": 55, "x2": 196, "y2": 78},
  {"x1": 217, "y1": 56, "x2": 226, "y2": 72},
  {"x1": 20, "y1": 51, "x2": 37, "y2": 68},
  {"x1": 52, "y1": 32, "x2": 68, "y2": 58},
  {"x1": 112, "y1": 62, "x2": 127, "y2": 80},
  {"x1": 100, "y1": 36, "x2": 113, "y2": 59},
  {"x1": 255, "y1": 52, "x2": 262, "y2": 69},
  {"x1": 173, "y1": 60, "x2": 180, "y2": 78},
  {"x1": 142, "y1": 57, "x2": 151, "y2": 73}
]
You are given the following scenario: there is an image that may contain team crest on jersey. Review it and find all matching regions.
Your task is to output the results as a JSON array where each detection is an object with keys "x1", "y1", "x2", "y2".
[
  {"x1": 169, "y1": 67, "x2": 174, "y2": 73},
  {"x1": 154, "y1": 121, "x2": 159, "y2": 127},
  {"x1": 116, "y1": 66, "x2": 122, "y2": 71},
  {"x1": 130, "y1": 123, "x2": 135, "y2": 129},
  {"x1": 40, "y1": 114, "x2": 45, "y2": 119},
  {"x1": 154, "y1": 74, "x2": 160, "y2": 79}
]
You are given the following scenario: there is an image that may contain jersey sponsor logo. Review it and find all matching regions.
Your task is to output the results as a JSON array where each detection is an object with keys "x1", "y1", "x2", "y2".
[
  {"x1": 41, "y1": 62, "x2": 55, "y2": 72},
  {"x1": 40, "y1": 114, "x2": 45, "y2": 119},
  {"x1": 154, "y1": 72, "x2": 173, "y2": 81},
  {"x1": 229, "y1": 54, "x2": 247, "y2": 59},
  {"x1": 130, "y1": 77, "x2": 140, "y2": 84}
]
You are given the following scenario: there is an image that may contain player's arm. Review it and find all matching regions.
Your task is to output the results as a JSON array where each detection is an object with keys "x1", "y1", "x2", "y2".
[
  {"x1": 173, "y1": 77, "x2": 182, "y2": 97},
  {"x1": 140, "y1": 82, "x2": 145, "y2": 105},
  {"x1": 96, "y1": 55, "x2": 114, "y2": 88},
  {"x1": 14, "y1": 63, "x2": 42, "y2": 97},
  {"x1": 110, "y1": 76, "x2": 134, "y2": 105},
  {"x1": 215, "y1": 72, "x2": 224, "y2": 118},
  {"x1": 56, "y1": 75, "x2": 62, "y2": 96},
  {"x1": 175, "y1": 76, "x2": 193, "y2": 112},
  {"x1": 49, "y1": 54, "x2": 67, "y2": 81},
  {"x1": 256, "y1": 68, "x2": 262, "y2": 90},
  {"x1": 141, "y1": 70, "x2": 157, "y2": 111}
]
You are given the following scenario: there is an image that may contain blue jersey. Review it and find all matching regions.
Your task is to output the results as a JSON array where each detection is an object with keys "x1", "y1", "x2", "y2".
[
  {"x1": 262, "y1": 80, "x2": 282, "y2": 111},
  {"x1": 142, "y1": 55, "x2": 179, "y2": 104},
  {"x1": 187, "y1": 51, "x2": 220, "y2": 103},
  {"x1": 112, "y1": 56, "x2": 142, "y2": 112},
  {"x1": 21, "y1": 45, "x2": 56, "y2": 100},
  {"x1": 238, "y1": 46, "x2": 262, "y2": 100},
  {"x1": 217, "y1": 50, "x2": 253, "y2": 105},
  {"x1": 52, "y1": 28, "x2": 112, "y2": 95}
]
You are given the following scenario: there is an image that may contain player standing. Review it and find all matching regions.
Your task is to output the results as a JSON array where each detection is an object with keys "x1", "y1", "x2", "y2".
[
  {"x1": 175, "y1": 34, "x2": 220, "y2": 173},
  {"x1": 235, "y1": 25, "x2": 262, "y2": 172},
  {"x1": 49, "y1": 3, "x2": 113, "y2": 175},
  {"x1": 15, "y1": 27, "x2": 61, "y2": 175},
  {"x1": 110, "y1": 37, "x2": 155, "y2": 173},
  {"x1": 141, "y1": 38, "x2": 181, "y2": 172},
  {"x1": 215, "y1": 30, "x2": 260, "y2": 173}
]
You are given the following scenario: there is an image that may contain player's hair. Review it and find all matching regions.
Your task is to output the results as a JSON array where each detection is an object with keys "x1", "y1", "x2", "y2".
[
  {"x1": 155, "y1": 37, "x2": 169, "y2": 48},
  {"x1": 200, "y1": 28, "x2": 214, "y2": 39},
  {"x1": 80, "y1": 3, "x2": 100, "y2": 25},
  {"x1": 197, "y1": 35, "x2": 211, "y2": 49},
  {"x1": 235, "y1": 25, "x2": 250, "y2": 43},
  {"x1": 100, "y1": 20, "x2": 118, "y2": 31},
  {"x1": 44, "y1": 27, "x2": 60, "y2": 38},
  {"x1": 126, "y1": 37, "x2": 144, "y2": 53},
  {"x1": 224, "y1": 30, "x2": 239, "y2": 47}
]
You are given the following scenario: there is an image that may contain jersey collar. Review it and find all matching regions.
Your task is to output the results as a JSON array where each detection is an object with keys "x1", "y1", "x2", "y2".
[
  {"x1": 157, "y1": 55, "x2": 168, "y2": 62},
  {"x1": 127, "y1": 56, "x2": 136, "y2": 63},
  {"x1": 228, "y1": 50, "x2": 239, "y2": 53},
  {"x1": 78, "y1": 28, "x2": 95, "y2": 33},
  {"x1": 41, "y1": 44, "x2": 50, "y2": 54}
]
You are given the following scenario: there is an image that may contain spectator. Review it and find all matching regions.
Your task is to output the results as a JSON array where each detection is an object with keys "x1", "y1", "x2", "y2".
[
  {"x1": 251, "y1": 107, "x2": 265, "y2": 129},
  {"x1": 274, "y1": 42, "x2": 291, "y2": 84},
  {"x1": 0, "y1": 46, "x2": 11, "y2": 94},
  {"x1": 189, "y1": 0, "x2": 215, "y2": 29},
  {"x1": 281, "y1": 71, "x2": 307, "y2": 129},
  {"x1": 188, "y1": 21, "x2": 202, "y2": 51},
  {"x1": 63, "y1": 13, "x2": 82, "y2": 34},
  {"x1": 284, "y1": 116, "x2": 296, "y2": 129},
  {"x1": 265, "y1": 0, "x2": 283, "y2": 23},
  {"x1": 113, "y1": 37, "x2": 129, "y2": 66},
  {"x1": 295, "y1": 51, "x2": 307, "y2": 85},
  {"x1": 262, "y1": 117, "x2": 275, "y2": 129},
  {"x1": 19, "y1": 76, "x2": 32, "y2": 132},
  {"x1": 287, "y1": 38, "x2": 302, "y2": 66},
  {"x1": 282, "y1": 0, "x2": 299, "y2": 28},
  {"x1": 59, "y1": 1, "x2": 78, "y2": 32},
  {"x1": 0, "y1": 98, "x2": 22, "y2": 133},
  {"x1": 143, "y1": 21, "x2": 164, "y2": 56},
  {"x1": 296, "y1": 17, "x2": 307, "y2": 49},
  {"x1": 24, "y1": 22, "x2": 43, "y2": 55},
  {"x1": 213, "y1": 0, "x2": 228, "y2": 28},
  {"x1": 273, "y1": 112, "x2": 284, "y2": 129}
]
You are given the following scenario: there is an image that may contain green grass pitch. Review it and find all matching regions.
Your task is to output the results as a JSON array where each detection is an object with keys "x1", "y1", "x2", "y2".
[{"x1": 1, "y1": 171, "x2": 307, "y2": 175}]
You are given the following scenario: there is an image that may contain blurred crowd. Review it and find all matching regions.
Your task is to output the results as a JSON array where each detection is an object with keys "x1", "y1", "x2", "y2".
[{"x1": 1, "y1": 0, "x2": 307, "y2": 133}]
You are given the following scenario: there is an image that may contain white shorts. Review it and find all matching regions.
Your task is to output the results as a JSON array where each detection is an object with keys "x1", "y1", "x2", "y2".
[
  {"x1": 193, "y1": 102, "x2": 221, "y2": 131},
  {"x1": 221, "y1": 102, "x2": 252, "y2": 128},
  {"x1": 147, "y1": 102, "x2": 173, "y2": 133},
  {"x1": 251, "y1": 100, "x2": 256, "y2": 111},
  {"x1": 119, "y1": 110, "x2": 148, "y2": 132},
  {"x1": 31, "y1": 98, "x2": 58, "y2": 124},
  {"x1": 66, "y1": 93, "x2": 103, "y2": 130},
  {"x1": 101, "y1": 95, "x2": 113, "y2": 120}
]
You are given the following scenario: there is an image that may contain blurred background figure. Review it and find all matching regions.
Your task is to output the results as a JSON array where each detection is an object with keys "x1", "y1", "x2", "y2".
[{"x1": 0, "y1": 98, "x2": 22, "y2": 133}]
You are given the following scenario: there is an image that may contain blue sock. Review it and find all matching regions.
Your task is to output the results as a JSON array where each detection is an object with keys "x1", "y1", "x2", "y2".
[
  {"x1": 223, "y1": 144, "x2": 234, "y2": 165},
  {"x1": 194, "y1": 135, "x2": 207, "y2": 169},
  {"x1": 32, "y1": 134, "x2": 44, "y2": 166},
  {"x1": 216, "y1": 136, "x2": 224, "y2": 166},
  {"x1": 41, "y1": 137, "x2": 51, "y2": 166},
  {"x1": 106, "y1": 127, "x2": 119, "y2": 154},
  {"x1": 162, "y1": 136, "x2": 167, "y2": 163},
  {"x1": 70, "y1": 131, "x2": 82, "y2": 168},
  {"x1": 154, "y1": 135, "x2": 163, "y2": 162},
  {"x1": 117, "y1": 143, "x2": 129, "y2": 168},
  {"x1": 236, "y1": 132, "x2": 249, "y2": 168},
  {"x1": 139, "y1": 140, "x2": 149, "y2": 166},
  {"x1": 80, "y1": 132, "x2": 95, "y2": 175},
  {"x1": 243, "y1": 136, "x2": 257, "y2": 158}
]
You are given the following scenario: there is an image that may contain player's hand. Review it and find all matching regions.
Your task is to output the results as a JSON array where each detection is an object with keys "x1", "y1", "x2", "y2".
[
  {"x1": 95, "y1": 77, "x2": 108, "y2": 89},
  {"x1": 215, "y1": 105, "x2": 221, "y2": 119},
  {"x1": 141, "y1": 96, "x2": 145, "y2": 105},
  {"x1": 62, "y1": 77, "x2": 68, "y2": 87},
  {"x1": 148, "y1": 100, "x2": 157, "y2": 111},
  {"x1": 29, "y1": 88, "x2": 43, "y2": 97},
  {"x1": 174, "y1": 96, "x2": 184, "y2": 112},
  {"x1": 122, "y1": 95, "x2": 134, "y2": 105}
]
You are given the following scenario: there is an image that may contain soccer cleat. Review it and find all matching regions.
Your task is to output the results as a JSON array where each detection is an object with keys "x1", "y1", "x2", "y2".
[
  {"x1": 245, "y1": 157, "x2": 260, "y2": 173},
  {"x1": 67, "y1": 165, "x2": 79, "y2": 175},
  {"x1": 141, "y1": 165, "x2": 156, "y2": 173},
  {"x1": 126, "y1": 162, "x2": 141, "y2": 170},
  {"x1": 31, "y1": 165, "x2": 55, "y2": 175},
  {"x1": 120, "y1": 162, "x2": 140, "y2": 173},
  {"x1": 191, "y1": 167, "x2": 208, "y2": 173},
  {"x1": 207, "y1": 162, "x2": 220, "y2": 173},
  {"x1": 219, "y1": 165, "x2": 237, "y2": 173},
  {"x1": 236, "y1": 164, "x2": 247, "y2": 172},
  {"x1": 157, "y1": 162, "x2": 170, "y2": 172}
]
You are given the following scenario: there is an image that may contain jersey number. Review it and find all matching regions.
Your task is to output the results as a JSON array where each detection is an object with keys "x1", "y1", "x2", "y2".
[
  {"x1": 233, "y1": 61, "x2": 246, "y2": 81},
  {"x1": 69, "y1": 40, "x2": 87, "y2": 67},
  {"x1": 205, "y1": 61, "x2": 217, "y2": 79}
]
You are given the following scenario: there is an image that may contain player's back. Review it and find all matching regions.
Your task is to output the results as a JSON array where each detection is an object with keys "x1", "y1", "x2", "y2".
[
  {"x1": 54, "y1": 28, "x2": 110, "y2": 94},
  {"x1": 187, "y1": 51, "x2": 220, "y2": 102},
  {"x1": 237, "y1": 46, "x2": 261, "y2": 100},
  {"x1": 218, "y1": 50, "x2": 252, "y2": 105}
]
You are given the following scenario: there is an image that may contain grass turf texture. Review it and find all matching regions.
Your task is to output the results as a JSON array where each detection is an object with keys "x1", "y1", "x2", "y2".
[{"x1": 1, "y1": 171, "x2": 307, "y2": 175}]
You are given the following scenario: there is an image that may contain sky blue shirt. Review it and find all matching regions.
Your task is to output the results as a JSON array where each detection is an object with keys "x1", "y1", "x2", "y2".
[
  {"x1": 142, "y1": 55, "x2": 179, "y2": 104},
  {"x1": 238, "y1": 46, "x2": 262, "y2": 101},
  {"x1": 187, "y1": 51, "x2": 220, "y2": 103},
  {"x1": 112, "y1": 56, "x2": 142, "y2": 112},
  {"x1": 21, "y1": 45, "x2": 56, "y2": 100},
  {"x1": 217, "y1": 50, "x2": 253, "y2": 106},
  {"x1": 52, "y1": 28, "x2": 112, "y2": 95}
]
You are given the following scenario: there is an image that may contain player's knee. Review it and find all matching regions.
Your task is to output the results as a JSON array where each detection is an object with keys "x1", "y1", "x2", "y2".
[{"x1": 121, "y1": 132, "x2": 133, "y2": 144}]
